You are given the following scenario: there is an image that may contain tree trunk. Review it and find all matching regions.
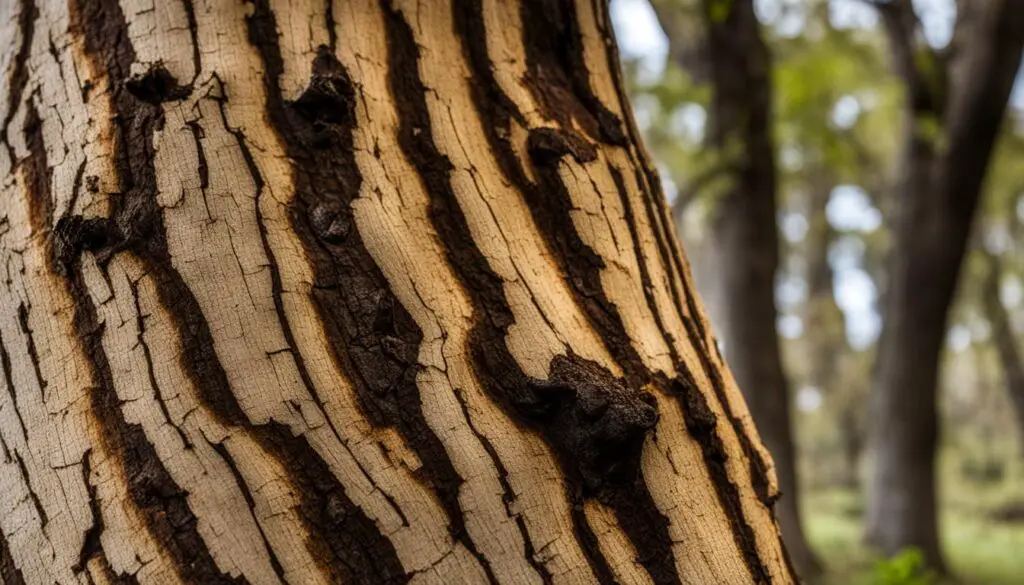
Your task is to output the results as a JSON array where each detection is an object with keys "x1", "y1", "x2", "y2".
[
  {"x1": 982, "y1": 252, "x2": 1024, "y2": 458},
  {"x1": 0, "y1": 0, "x2": 794, "y2": 583},
  {"x1": 802, "y1": 175, "x2": 861, "y2": 490},
  {"x1": 865, "y1": 0, "x2": 1024, "y2": 570}
]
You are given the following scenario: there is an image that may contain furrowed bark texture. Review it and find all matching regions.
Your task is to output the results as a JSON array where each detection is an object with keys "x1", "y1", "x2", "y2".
[{"x1": 0, "y1": 1, "x2": 795, "y2": 584}]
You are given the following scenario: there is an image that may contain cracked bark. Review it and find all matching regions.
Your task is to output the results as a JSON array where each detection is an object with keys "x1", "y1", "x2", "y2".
[{"x1": 0, "y1": 0, "x2": 794, "y2": 583}]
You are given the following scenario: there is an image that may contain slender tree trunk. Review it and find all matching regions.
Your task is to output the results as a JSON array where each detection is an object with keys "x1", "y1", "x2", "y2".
[
  {"x1": 837, "y1": 410, "x2": 863, "y2": 489},
  {"x1": 0, "y1": 0, "x2": 795, "y2": 583},
  {"x1": 982, "y1": 252, "x2": 1024, "y2": 458},
  {"x1": 802, "y1": 175, "x2": 861, "y2": 490},
  {"x1": 866, "y1": 0, "x2": 1024, "y2": 570},
  {"x1": 803, "y1": 179, "x2": 842, "y2": 395}
]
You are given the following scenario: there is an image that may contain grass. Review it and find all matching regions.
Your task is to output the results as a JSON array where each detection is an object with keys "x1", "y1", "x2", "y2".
[{"x1": 802, "y1": 480, "x2": 1024, "y2": 585}]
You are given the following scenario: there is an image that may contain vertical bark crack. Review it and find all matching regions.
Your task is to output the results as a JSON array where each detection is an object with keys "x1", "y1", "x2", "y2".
[
  {"x1": 0, "y1": 529, "x2": 26, "y2": 585},
  {"x1": 1, "y1": 0, "x2": 37, "y2": 163},
  {"x1": 391, "y1": 2, "x2": 679, "y2": 583},
  {"x1": 243, "y1": 1, "x2": 496, "y2": 581}
]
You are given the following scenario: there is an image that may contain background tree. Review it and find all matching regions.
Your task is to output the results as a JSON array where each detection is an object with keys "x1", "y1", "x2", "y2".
[{"x1": 864, "y1": 0, "x2": 1024, "y2": 569}]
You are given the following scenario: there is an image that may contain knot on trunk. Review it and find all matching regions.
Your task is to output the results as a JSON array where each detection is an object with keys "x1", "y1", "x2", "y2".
[
  {"x1": 527, "y1": 127, "x2": 598, "y2": 165},
  {"x1": 520, "y1": 355, "x2": 657, "y2": 492},
  {"x1": 292, "y1": 46, "x2": 356, "y2": 128},
  {"x1": 124, "y1": 63, "x2": 190, "y2": 104},
  {"x1": 52, "y1": 216, "x2": 114, "y2": 275}
]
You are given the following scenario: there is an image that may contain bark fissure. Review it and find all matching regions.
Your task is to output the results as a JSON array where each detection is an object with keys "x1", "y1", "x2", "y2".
[
  {"x1": 71, "y1": 449, "x2": 139, "y2": 584},
  {"x1": 242, "y1": 1, "x2": 484, "y2": 580},
  {"x1": 67, "y1": 1, "x2": 409, "y2": 582},
  {"x1": 12, "y1": 451, "x2": 48, "y2": 528},
  {"x1": 451, "y1": 387, "x2": 554, "y2": 585},
  {"x1": 21, "y1": 59, "x2": 236, "y2": 585},
  {"x1": 0, "y1": 330, "x2": 29, "y2": 446},
  {"x1": 1, "y1": 0, "x2": 37, "y2": 162},
  {"x1": 0, "y1": 529, "x2": 26, "y2": 585},
  {"x1": 180, "y1": 0, "x2": 201, "y2": 86},
  {"x1": 15, "y1": 304, "x2": 46, "y2": 402},
  {"x1": 520, "y1": 0, "x2": 625, "y2": 146},
  {"x1": 205, "y1": 440, "x2": 287, "y2": 581},
  {"x1": 400, "y1": 3, "x2": 689, "y2": 584},
  {"x1": 124, "y1": 275, "x2": 200, "y2": 457}
]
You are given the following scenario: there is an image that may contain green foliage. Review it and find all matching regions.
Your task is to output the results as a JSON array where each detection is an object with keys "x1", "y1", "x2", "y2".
[
  {"x1": 870, "y1": 550, "x2": 937, "y2": 585},
  {"x1": 804, "y1": 465, "x2": 1024, "y2": 585},
  {"x1": 913, "y1": 112, "x2": 945, "y2": 151},
  {"x1": 707, "y1": 0, "x2": 733, "y2": 23}
]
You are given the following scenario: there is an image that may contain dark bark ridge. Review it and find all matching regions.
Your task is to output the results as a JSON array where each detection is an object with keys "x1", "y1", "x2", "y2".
[
  {"x1": 60, "y1": 0, "x2": 408, "y2": 582},
  {"x1": 521, "y1": 1, "x2": 782, "y2": 582},
  {"x1": 22, "y1": 81, "x2": 235, "y2": 584},
  {"x1": 0, "y1": 530, "x2": 25, "y2": 585}
]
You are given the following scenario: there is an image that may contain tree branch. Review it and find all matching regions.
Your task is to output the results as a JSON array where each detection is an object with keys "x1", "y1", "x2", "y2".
[
  {"x1": 864, "y1": 0, "x2": 945, "y2": 115},
  {"x1": 939, "y1": 0, "x2": 1024, "y2": 216},
  {"x1": 648, "y1": 0, "x2": 710, "y2": 83},
  {"x1": 670, "y1": 161, "x2": 736, "y2": 221}
]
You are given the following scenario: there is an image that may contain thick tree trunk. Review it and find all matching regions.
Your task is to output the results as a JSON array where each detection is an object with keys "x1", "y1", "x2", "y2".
[
  {"x1": 866, "y1": 0, "x2": 1024, "y2": 570},
  {"x1": 656, "y1": 0, "x2": 823, "y2": 579},
  {"x1": 0, "y1": 0, "x2": 794, "y2": 583}
]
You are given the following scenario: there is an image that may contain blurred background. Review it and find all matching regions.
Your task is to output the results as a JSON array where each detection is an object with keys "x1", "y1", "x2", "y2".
[{"x1": 609, "y1": 1, "x2": 1024, "y2": 583}]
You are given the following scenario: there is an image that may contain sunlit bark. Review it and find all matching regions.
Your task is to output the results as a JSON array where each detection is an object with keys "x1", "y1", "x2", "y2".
[{"x1": 0, "y1": 1, "x2": 795, "y2": 583}]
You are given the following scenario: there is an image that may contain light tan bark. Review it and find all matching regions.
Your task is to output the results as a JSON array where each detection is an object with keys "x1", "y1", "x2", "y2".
[{"x1": 0, "y1": 1, "x2": 795, "y2": 584}]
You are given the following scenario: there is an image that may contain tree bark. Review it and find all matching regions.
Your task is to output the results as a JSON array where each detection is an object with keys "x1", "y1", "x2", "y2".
[
  {"x1": 651, "y1": 0, "x2": 822, "y2": 579},
  {"x1": 0, "y1": 0, "x2": 794, "y2": 583},
  {"x1": 866, "y1": 0, "x2": 1024, "y2": 570}
]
